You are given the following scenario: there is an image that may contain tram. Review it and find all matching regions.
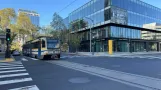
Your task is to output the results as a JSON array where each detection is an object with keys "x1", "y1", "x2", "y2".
[{"x1": 22, "y1": 37, "x2": 60, "y2": 59}]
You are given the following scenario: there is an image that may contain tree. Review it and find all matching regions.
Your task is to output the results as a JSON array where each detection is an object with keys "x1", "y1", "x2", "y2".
[
  {"x1": 40, "y1": 25, "x2": 53, "y2": 36},
  {"x1": 70, "y1": 32, "x2": 81, "y2": 52},
  {"x1": 0, "y1": 8, "x2": 38, "y2": 51},
  {"x1": 11, "y1": 42, "x2": 21, "y2": 51},
  {"x1": 69, "y1": 19, "x2": 87, "y2": 52},
  {"x1": 50, "y1": 12, "x2": 67, "y2": 42},
  {"x1": 50, "y1": 12, "x2": 66, "y2": 31},
  {"x1": 16, "y1": 12, "x2": 37, "y2": 43},
  {"x1": 0, "y1": 8, "x2": 16, "y2": 30}
]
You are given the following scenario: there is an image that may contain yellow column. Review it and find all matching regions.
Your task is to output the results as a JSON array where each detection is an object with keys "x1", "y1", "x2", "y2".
[{"x1": 108, "y1": 40, "x2": 113, "y2": 55}]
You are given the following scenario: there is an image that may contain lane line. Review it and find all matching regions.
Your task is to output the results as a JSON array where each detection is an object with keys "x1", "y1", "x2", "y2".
[
  {"x1": 0, "y1": 78, "x2": 32, "y2": 85},
  {"x1": 9, "y1": 85, "x2": 39, "y2": 90},
  {"x1": 51, "y1": 61, "x2": 161, "y2": 90},
  {"x1": 0, "y1": 69, "x2": 26, "y2": 74},
  {"x1": 0, "y1": 73, "x2": 29, "y2": 78},
  {"x1": 0, "y1": 67, "x2": 24, "y2": 71}
]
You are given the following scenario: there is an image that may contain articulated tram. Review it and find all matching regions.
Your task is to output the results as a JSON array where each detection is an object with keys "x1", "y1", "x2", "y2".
[{"x1": 22, "y1": 37, "x2": 60, "y2": 59}]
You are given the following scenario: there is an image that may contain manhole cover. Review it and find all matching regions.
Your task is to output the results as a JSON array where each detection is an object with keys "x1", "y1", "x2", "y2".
[{"x1": 69, "y1": 77, "x2": 90, "y2": 84}]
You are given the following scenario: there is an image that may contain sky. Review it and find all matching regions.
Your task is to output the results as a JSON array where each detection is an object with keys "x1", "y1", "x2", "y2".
[{"x1": 0, "y1": 0, "x2": 160, "y2": 27}]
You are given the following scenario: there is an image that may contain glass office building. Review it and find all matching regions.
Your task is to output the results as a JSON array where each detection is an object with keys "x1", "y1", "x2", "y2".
[
  {"x1": 64, "y1": 0, "x2": 161, "y2": 52},
  {"x1": 18, "y1": 9, "x2": 40, "y2": 27}
]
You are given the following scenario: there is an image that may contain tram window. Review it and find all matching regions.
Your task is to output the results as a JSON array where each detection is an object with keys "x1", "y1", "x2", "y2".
[{"x1": 42, "y1": 40, "x2": 46, "y2": 48}]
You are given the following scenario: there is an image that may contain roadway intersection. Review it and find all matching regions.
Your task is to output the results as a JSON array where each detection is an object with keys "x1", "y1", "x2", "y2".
[{"x1": 0, "y1": 54, "x2": 161, "y2": 90}]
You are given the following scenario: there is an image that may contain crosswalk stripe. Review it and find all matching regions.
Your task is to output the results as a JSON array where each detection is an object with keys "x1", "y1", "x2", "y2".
[
  {"x1": 0, "y1": 63, "x2": 22, "y2": 66},
  {"x1": 0, "y1": 78, "x2": 32, "y2": 85},
  {"x1": 21, "y1": 58, "x2": 28, "y2": 61},
  {"x1": 0, "y1": 67, "x2": 24, "y2": 71},
  {"x1": 31, "y1": 58, "x2": 38, "y2": 60},
  {"x1": 0, "y1": 65, "x2": 23, "y2": 68},
  {"x1": 0, "y1": 69, "x2": 26, "y2": 74},
  {"x1": 9, "y1": 85, "x2": 39, "y2": 90},
  {"x1": 7, "y1": 62, "x2": 22, "y2": 64},
  {"x1": 0, "y1": 73, "x2": 29, "y2": 78}
]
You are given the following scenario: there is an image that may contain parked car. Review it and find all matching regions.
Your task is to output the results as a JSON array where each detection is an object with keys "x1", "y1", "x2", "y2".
[{"x1": 12, "y1": 50, "x2": 21, "y2": 56}]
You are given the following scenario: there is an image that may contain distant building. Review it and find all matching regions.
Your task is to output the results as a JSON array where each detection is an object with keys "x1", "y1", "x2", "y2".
[
  {"x1": 142, "y1": 23, "x2": 161, "y2": 40},
  {"x1": 18, "y1": 9, "x2": 40, "y2": 27}
]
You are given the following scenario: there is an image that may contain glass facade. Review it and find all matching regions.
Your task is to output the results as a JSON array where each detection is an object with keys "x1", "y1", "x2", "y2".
[
  {"x1": 110, "y1": 26, "x2": 141, "y2": 39},
  {"x1": 28, "y1": 15, "x2": 39, "y2": 27},
  {"x1": 64, "y1": 0, "x2": 161, "y2": 52},
  {"x1": 69, "y1": 0, "x2": 110, "y2": 31},
  {"x1": 18, "y1": 9, "x2": 40, "y2": 27},
  {"x1": 112, "y1": 0, "x2": 161, "y2": 27}
]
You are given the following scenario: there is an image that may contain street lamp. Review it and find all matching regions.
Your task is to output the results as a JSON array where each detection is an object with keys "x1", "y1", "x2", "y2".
[{"x1": 84, "y1": 17, "x2": 94, "y2": 55}]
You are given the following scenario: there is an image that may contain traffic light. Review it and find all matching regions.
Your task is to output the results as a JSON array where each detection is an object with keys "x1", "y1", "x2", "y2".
[{"x1": 6, "y1": 29, "x2": 11, "y2": 41}]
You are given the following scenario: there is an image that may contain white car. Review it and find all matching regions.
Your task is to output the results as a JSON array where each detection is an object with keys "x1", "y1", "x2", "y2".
[{"x1": 13, "y1": 50, "x2": 21, "y2": 56}]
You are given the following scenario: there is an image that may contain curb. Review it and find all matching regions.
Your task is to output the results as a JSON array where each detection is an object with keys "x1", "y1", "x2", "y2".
[{"x1": 0, "y1": 56, "x2": 15, "y2": 62}]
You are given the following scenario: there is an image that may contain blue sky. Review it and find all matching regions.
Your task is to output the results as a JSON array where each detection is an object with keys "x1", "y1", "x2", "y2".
[{"x1": 0, "y1": 0, "x2": 160, "y2": 26}]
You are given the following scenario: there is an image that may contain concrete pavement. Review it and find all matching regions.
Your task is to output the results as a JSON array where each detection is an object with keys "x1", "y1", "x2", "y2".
[{"x1": 1, "y1": 54, "x2": 161, "y2": 90}]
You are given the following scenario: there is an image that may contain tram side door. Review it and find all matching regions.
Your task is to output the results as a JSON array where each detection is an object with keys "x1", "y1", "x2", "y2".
[{"x1": 38, "y1": 40, "x2": 41, "y2": 58}]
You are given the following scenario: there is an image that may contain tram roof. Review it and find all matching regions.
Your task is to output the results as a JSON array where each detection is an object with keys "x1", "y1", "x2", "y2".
[{"x1": 24, "y1": 36, "x2": 59, "y2": 44}]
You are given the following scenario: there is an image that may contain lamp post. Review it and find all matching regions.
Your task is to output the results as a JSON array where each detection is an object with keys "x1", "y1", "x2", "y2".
[{"x1": 84, "y1": 17, "x2": 94, "y2": 55}]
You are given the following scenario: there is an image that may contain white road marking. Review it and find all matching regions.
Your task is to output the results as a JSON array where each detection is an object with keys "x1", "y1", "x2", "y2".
[
  {"x1": 115, "y1": 55, "x2": 161, "y2": 60},
  {"x1": 0, "y1": 73, "x2": 29, "y2": 78},
  {"x1": 0, "y1": 63, "x2": 22, "y2": 66},
  {"x1": 9, "y1": 85, "x2": 39, "y2": 90},
  {"x1": 0, "y1": 78, "x2": 32, "y2": 85},
  {"x1": 31, "y1": 58, "x2": 38, "y2": 61},
  {"x1": 0, "y1": 67, "x2": 24, "y2": 70},
  {"x1": 51, "y1": 61, "x2": 161, "y2": 90},
  {"x1": 21, "y1": 58, "x2": 28, "y2": 61},
  {"x1": 9, "y1": 61, "x2": 21, "y2": 63},
  {"x1": 0, "y1": 69, "x2": 26, "y2": 74},
  {"x1": 0, "y1": 65, "x2": 23, "y2": 68}
]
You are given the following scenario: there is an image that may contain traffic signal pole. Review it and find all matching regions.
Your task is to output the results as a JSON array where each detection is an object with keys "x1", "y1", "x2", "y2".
[{"x1": 5, "y1": 29, "x2": 11, "y2": 58}]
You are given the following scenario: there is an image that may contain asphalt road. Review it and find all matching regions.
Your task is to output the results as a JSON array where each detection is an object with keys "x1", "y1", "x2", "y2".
[{"x1": 1, "y1": 54, "x2": 161, "y2": 90}]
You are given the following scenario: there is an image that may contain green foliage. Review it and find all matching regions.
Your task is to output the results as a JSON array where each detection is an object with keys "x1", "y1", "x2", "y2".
[
  {"x1": 40, "y1": 25, "x2": 53, "y2": 36},
  {"x1": 70, "y1": 33, "x2": 81, "y2": 52},
  {"x1": 0, "y1": 8, "x2": 38, "y2": 50},
  {"x1": 50, "y1": 12, "x2": 66, "y2": 31},
  {"x1": 0, "y1": 8, "x2": 16, "y2": 30},
  {"x1": 11, "y1": 42, "x2": 21, "y2": 51}
]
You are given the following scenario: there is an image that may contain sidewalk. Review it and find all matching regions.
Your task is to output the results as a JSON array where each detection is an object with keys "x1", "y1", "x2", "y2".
[
  {"x1": 0, "y1": 52, "x2": 14, "y2": 62},
  {"x1": 77, "y1": 52, "x2": 161, "y2": 57}
]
